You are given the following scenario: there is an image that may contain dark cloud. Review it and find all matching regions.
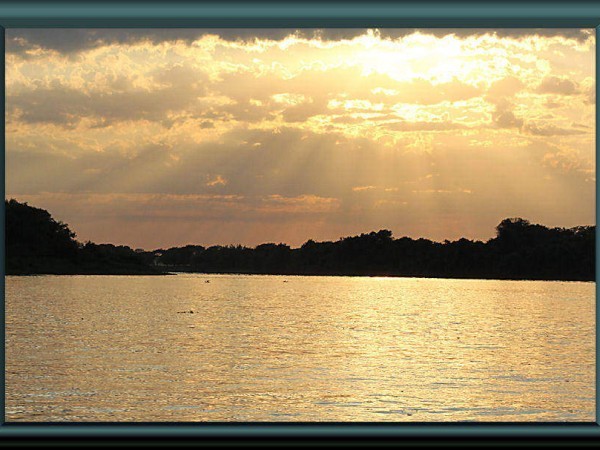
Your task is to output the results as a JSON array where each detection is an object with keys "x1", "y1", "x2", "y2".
[
  {"x1": 280, "y1": 99, "x2": 329, "y2": 123},
  {"x1": 493, "y1": 108, "x2": 523, "y2": 129},
  {"x1": 523, "y1": 123, "x2": 588, "y2": 136},
  {"x1": 219, "y1": 101, "x2": 277, "y2": 123},
  {"x1": 571, "y1": 122, "x2": 592, "y2": 130},
  {"x1": 537, "y1": 76, "x2": 579, "y2": 95},
  {"x1": 8, "y1": 65, "x2": 208, "y2": 127},
  {"x1": 486, "y1": 79, "x2": 526, "y2": 130},
  {"x1": 6, "y1": 29, "x2": 209, "y2": 56},
  {"x1": 7, "y1": 28, "x2": 592, "y2": 56}
]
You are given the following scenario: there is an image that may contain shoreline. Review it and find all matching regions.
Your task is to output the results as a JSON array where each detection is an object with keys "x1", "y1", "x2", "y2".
[{"x1": 6, "y1": 271, "x2": 594, "y2": 283}]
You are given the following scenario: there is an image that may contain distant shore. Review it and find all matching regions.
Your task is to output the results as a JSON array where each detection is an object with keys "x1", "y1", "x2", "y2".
[
  {"x1": 160, "y1": 269, "x2": 597, "y2": 282},
  {"x1": 7, "y1": 268, "x2": 593, "y2": 282},
  {"x1": 6, "y1": 199, "x2": 595, "y2": 282}
]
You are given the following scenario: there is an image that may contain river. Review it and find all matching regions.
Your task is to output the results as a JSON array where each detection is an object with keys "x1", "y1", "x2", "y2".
[{"x1": 5, "y1": 274, "x2": 595, "y2": 421}]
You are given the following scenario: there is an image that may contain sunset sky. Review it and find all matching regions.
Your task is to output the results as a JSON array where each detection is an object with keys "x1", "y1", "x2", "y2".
[{"x1": 5, "y1": 29, "x2": 596, "y2": 250}]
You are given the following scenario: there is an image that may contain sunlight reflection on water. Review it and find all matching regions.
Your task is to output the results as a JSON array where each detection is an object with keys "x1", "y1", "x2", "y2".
[{"x1": 5, "y1": 274, "x2": 595, "y2": 422}]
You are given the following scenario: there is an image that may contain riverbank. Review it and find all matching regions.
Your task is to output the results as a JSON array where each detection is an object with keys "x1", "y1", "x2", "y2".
[
  {"x1": 5, "y1": 256, "x2": 169, "y2": 276},
  {"x1": 148, "y1": 266, "x2": 595, "y2": 282}
]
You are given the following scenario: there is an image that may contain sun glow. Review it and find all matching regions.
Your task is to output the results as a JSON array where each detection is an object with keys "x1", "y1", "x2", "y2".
[{"x1": 5, "y1": 28, "x2": 595, "y2": 248}]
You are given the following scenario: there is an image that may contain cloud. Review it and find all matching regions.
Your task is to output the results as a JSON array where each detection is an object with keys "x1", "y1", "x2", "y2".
[
  {"x1": 7, "y1": 28, "x2": 593, "y2": 56},
  {"x1": 491, "y1": 104, "x2": 523, "y2": 129},
  {"x1": 358, "y1": 77, "x2": 483, "y2": 106},
  {"x1": 6, "y1": 29, "x2": 211, "y2": 56},
  {"x1": 493, "y1": 110, "x2": 523, "y2": 129},
  {"x1": 537, "y1": 76, "x2": 579, "y2": 95},
  {"x1": 206, "y1": 175, "x2": 228, "y2": 187},
  {"x1": 352, "y1": 185, "x2": 377, "y2": 192},
  {"x1": 258, "y1": 194, "x2": 340, "y2": 213},
  {"x1": 487, "y1": 76, "x2": 524, "y2": 99},
  {"x1": 523, "y1": 123, "x2": 588, "y2": 136},
  {"x1": 485, "y1": 76, "x2": 527, "y2": 130},
  {"x1": 412, "y1": 188, "x2": 472, "y2": 194},
  {"x1": 5, "y1": 28, "x2": 595, "y2": 248},
  {"x1": 7, "y1": 191, "x2": 342, "y2": 224},
  {"x1": 491, "y1": 97, "x2": 523, "y2": 129},
  {"x1": 542, "y1": 149, "x2": 585, "y2": 172},
  {"x1": 8, "y1": 65, "x2": 208, "y2": 127},
  {"x1": 384, "y1": 120, "x2": 469, "y2": 132}
]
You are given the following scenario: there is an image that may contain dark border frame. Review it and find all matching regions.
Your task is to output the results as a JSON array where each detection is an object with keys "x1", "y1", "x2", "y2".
[{"x1": 1, "y1": 1, "x2": 598, "y2": 446}]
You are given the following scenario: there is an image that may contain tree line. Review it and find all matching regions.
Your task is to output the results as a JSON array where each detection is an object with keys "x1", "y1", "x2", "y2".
[
  {"x1": 151, "y1": 219, "x2": 594, "y2": 281},
  {"x1": 5, "y1": 199, "x2": 595, "y2": 280},
  {"x1": 5, "y1": 199, "x2": 161, "y2": 275}
]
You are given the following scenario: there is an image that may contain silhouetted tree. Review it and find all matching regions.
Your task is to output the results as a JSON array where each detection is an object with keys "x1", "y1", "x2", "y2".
[
  {"x1": 160, "y1": 220, "x2": 593, "y2": 281},
  {"x1": 5, "y1": 199, "x2": 594, "y2": 280},
  {"x1": 6, "y1": 199, "x2": 161, "y2": 275}
]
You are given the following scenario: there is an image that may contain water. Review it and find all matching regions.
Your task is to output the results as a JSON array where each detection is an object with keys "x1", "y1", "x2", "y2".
[{"x1": 5, "y1": 274, "x2": 595, "y2": 422}]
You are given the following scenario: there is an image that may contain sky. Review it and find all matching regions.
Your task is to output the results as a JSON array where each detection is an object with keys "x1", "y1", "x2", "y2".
[{"x1": 5, "y1": 28, "x2": 596, "y2": 250}]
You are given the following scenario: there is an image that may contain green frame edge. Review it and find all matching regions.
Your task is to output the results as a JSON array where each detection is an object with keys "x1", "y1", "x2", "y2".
[{"x1": 0, "y1": 0, "x2": 598, "y2": 443}]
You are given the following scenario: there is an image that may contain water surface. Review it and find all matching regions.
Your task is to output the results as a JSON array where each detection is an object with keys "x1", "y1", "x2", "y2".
[{"x1": 5, "y1": 274, "x2": 595, "y2": 421}]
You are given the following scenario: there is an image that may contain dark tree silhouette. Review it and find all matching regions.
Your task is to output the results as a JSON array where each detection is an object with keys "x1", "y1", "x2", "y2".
[
  {"x1": 153, "y1": 221, "x2": 594, "y2": 281},
  {"x1": 5, "y1": 199, "x2": 595, "y2": 280},
  {"x1": 6, "y1": 198, "x2": 79, "y2": 260},
  {"x1": 5, "y1": 199, "x2": 161, "y2": 275}
]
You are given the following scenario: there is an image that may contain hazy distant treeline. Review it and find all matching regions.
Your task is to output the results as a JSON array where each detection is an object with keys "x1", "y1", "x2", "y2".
[{"x1": 5, "y1": 199, "x2": 595, "y2": 280}]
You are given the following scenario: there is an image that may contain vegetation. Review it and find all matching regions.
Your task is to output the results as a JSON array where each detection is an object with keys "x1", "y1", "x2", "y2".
[
  {"x1": 5, "y1": 199, "x2": 163, "y2": 275},
  {"x1": 152, "y1": 219, "x2": 594, "y2": 281},
  {"x1": 5, "y1": 199, "x2": 595, "y2": 280}
]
